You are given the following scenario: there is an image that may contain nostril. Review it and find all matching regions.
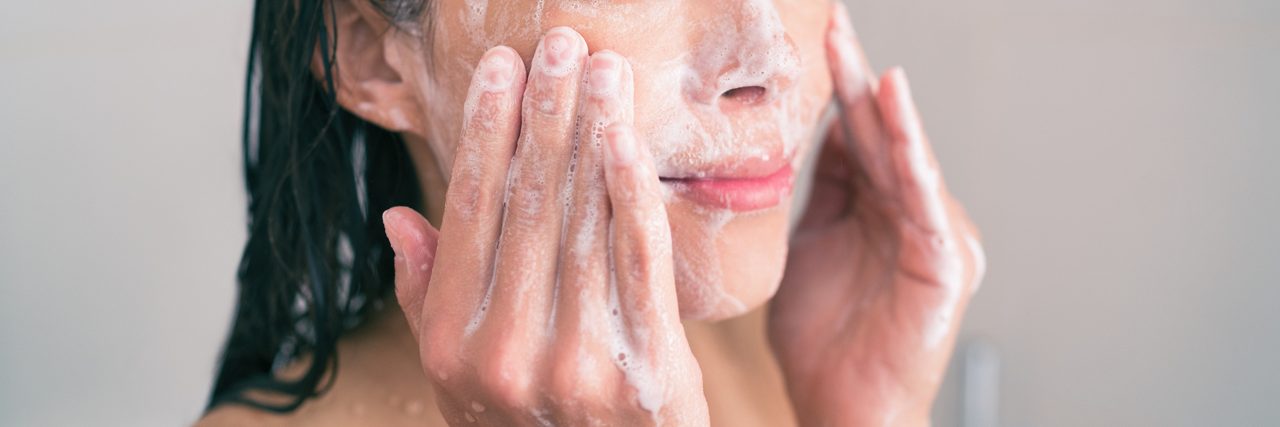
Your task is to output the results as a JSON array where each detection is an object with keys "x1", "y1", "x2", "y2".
[{"x1": 720, "y1": 86, "x2": 768, "y2": 107}]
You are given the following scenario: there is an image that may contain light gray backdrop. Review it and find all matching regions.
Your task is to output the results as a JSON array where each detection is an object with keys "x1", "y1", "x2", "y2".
[{"x1": 2, "y1": 0, "x2": 1277, "y2": 425}]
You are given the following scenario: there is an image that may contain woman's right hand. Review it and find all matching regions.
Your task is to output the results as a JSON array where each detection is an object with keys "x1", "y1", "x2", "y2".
[{"x1": 382, "y1": 27, "x2": 710, "y2": 426}]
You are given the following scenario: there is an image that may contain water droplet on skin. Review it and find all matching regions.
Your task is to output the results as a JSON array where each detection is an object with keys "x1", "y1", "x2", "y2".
[
  {"x1": 465, "y1": 412, "x2": 477, "y2": 423},
  {"x1": 405, "y1": 400, "x2": 425, "y2": 416},
  {"x1": 471, "y1": 401, "x2": 486, "y2": 412}
]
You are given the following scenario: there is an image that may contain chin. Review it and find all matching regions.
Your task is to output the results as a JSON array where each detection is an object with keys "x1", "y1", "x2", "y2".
[
  {"x1": 669, "y1": 195, "x2": 794, "y2": 321},
  {"x1": 664, "y1": 106, "x2": 831, "y2": 321}
]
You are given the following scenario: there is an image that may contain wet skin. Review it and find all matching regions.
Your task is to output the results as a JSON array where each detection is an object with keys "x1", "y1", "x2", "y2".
[{"x1": 199, "y1": 1, "x2": 984, "y2": 425}]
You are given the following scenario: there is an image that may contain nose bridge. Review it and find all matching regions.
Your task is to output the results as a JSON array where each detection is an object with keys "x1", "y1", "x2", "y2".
[{"x1": 684, "y1": 0, "x2": 801, "y2": 105}]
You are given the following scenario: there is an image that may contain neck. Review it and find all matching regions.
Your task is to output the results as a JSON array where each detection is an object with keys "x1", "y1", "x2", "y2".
[
  {"x1": 351, "y1": 303, "x2": 422, "y2": 361},
  {"x1": 402, "y1": 134, "x2": 449, "y2": 226}
]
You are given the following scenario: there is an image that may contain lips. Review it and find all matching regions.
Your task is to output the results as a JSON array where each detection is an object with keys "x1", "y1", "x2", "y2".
[{"x1": 661, "y1": 162, "x2": 795, "y2": 212}]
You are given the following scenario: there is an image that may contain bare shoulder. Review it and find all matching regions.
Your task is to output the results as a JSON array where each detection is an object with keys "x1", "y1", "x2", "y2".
[
  {"x1": 195, "y1": 308, "x2": 445, "y2": 426},
  {"x1": 194, "y1": 395, "x2": 446, "y2": 427},
  {"x1": 195, "y1": 404, "x2": 290, "y2": 427}
]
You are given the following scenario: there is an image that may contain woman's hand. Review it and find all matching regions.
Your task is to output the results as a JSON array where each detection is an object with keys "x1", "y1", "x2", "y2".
[
  {"x1": 768, "y1": 4, "x2": 986, "y2": 426},
  {"x1": 383, "y1": 28, "x2": 709, "y2": 426}
]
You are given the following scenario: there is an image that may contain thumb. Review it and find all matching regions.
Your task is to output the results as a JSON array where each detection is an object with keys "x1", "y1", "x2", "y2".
[{"x1": 383, "y1": 206, "x2": 440, "y2": 337}]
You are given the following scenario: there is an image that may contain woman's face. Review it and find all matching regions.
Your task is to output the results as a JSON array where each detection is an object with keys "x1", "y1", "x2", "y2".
[{"x1": 406, "y1": 0, "x2": 834, "y2": 320}]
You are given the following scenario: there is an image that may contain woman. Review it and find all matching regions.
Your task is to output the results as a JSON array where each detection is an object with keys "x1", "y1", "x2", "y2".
[{"x1": 200, "y1": 0, "x2": 985, "y2": 425}]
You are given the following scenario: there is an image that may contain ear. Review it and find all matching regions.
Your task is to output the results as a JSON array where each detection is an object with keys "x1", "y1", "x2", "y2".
[{"x1": 315, "y1": 0, "x2": 428, "y2": 138}]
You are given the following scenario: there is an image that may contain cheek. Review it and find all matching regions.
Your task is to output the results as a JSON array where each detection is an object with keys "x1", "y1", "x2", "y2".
[
  {"x1": 417, "y1": 73, "x2": 468, "y2": 178},
  {"x1": 779, "y1": 0, "x2": 833, "y2": 105}
]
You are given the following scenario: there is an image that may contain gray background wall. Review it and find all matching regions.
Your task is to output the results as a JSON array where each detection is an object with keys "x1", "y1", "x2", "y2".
[{"x1": 2, "y1": 0, "x2": 1276, "y2": 425}]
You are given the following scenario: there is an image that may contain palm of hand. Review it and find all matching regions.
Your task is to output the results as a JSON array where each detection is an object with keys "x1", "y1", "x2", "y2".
[{"x1": 767, "y1": 6, "x2": 985, "y2": 425}]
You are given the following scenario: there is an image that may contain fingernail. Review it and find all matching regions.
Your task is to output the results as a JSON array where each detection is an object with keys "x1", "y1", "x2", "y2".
[
  {"x1": 539, "y1": 28, "x2": 581, "y2": 76},
  {"x1": 892, "y1": 67, "x2": 913, "y2": 101},
  {"x1": 605, "y1": 126, "x2": 637, "y2": 166},
  {"x1": 889, "y1": 68, "x2": 916, "y2": 115},
  {"x1": 832, "y1": 2, "x2": 854, "y2": 36},
  {"x1": 588, "y1": 53, "x2": 621, "y2": 96},
  {"x1": 479, "y1": 47, "x2": 516, "y2": 90},
  {"x1": 382, "y1": 209, "x2": 405, "y2": 257},
  {"x1": 890, "y1": 68, "x2": 925, "y2": 143}
]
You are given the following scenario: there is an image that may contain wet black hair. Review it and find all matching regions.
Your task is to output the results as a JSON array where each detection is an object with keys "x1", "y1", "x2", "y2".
[{"x1": 207, "y1": 0, "x2": 432, "y2": 413}]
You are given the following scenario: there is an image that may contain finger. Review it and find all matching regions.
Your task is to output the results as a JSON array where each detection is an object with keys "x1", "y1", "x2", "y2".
[
  {"x1": 555, "y1": 51, "x2": 633, "y2": 339},
  {"x1": 794, "y1": 128, "x2": 857, "y2": 231},
  {"x1": 487, "y1": 27, "x2": 589, "y2": 331},
  {"x1": 827, "y1": 2, "x2": 876, "y2": 106},
  {"x1": 826, "y1": 2, "x2": 894, "y2": 191},
  {"x1": 602, "y1": 124, "x2": 683, "y2": 355},
  {"x1": 878, "y1": 68, "x2": 950, "y2": 236},
  {"x1": 384, "y1": 207, "x2": 441, "y2": 337},
  {"x1": 877, "y1": 68, "x2": 970, "y2": 352},
  {"x1": 427, "y1": 46, "x2": 525, "y2": 333}
]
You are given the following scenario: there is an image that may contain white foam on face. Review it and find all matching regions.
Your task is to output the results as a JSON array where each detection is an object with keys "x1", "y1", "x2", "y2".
[
  {"x1": 642, "y1": 0, "x2": 809, "y2": 180},
  {"x1": 533, "y1": 0, "x2": 547, "y2": 29},
  {"x1": 556, "y1": 0, "x2": 606, "y2": 18},
  {"x1": 672, "y1": 207, "x2": 748, "y2": 319},
  {"x1": 462, "y1": 0, "x2": 490, "y2": 47},
  {"x1": 449, "y1": 0, "x2": 822, "y2": 184},
  {"x1": 479, "y1": 0, "x2": 817, "y2": 322},
  {"x1": 441, "y1": 3, "x2": 831, "y2": 413}
]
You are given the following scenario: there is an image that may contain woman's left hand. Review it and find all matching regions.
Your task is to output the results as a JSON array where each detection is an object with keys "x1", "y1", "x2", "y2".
[{"x1": 768, "y1": 4, "x2": 986, "y2": 426}]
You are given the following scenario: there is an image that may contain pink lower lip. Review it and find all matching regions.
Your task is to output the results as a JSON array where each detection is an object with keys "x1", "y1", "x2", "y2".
[{"x1": 662, "y1": 164, "x2": 795, "y2": 212}]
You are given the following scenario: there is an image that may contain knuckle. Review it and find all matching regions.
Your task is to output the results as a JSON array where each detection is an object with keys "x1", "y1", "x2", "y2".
[
  {"x1": 526, "y1": 85, "x2": 576, "y2": 117},
  {"x1": 618, "y1": 227, "x2": 669, "y2": 283},
  {"x1": 606, "y1": 173, "x2": 641, "y2": 205},
  {"x1": 611, "y1": 175, "x2": 659, "y2": 211},
  {"x1": 547, "y1": 360, "x2": 583, "y2": 401},
  {"x1": 621, "y1": 246, "x2": 654, "y2": 284},
  {"x1": 513, "y1": 181, "x2": 550, "y2": 214},
  {"x1": 504, "y1": 170, "x2": 554, "y2": 226},
  {"x1": 463, "y1": 91, "x2": 513, "y2": 134},
  {"x1": 477, "y1": 350, "x2": 536, "y2": 409},
  {"x1": 901, "y1": 222, "x2": 959, "y2": 259},
  {"x1": 898, "y1": 225, "x2": 967, "y2": 289},
  {"x1": 444, "y1": 175, "x2": 497, "y2": 225},
  {"x1": 549, "y1": 348, "x2": 610, "y2": 400},
  {"x1": 420, "y1": 341, "x2": 462, "y2": 384}
]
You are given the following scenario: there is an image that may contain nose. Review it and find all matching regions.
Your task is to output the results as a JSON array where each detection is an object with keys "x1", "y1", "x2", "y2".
[{"x1": 683, "y1": 0, "x2": 801, "y2": 109}]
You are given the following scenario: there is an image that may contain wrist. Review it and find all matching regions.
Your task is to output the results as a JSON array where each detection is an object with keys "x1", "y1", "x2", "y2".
[
  {"x1": 787, "y1": 377, "x2": 934, "y2": 427},
  {"x1": 795, "y1": 401, "x2": 931, "y2": 427}
]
